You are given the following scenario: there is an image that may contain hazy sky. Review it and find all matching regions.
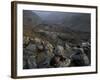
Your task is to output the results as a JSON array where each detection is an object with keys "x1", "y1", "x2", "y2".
[{"x1": 32, "y1": 10, "x2": 80, "y2": 24}]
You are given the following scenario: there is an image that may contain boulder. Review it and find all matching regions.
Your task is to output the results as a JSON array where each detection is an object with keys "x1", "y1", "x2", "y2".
[
  {"x1": 70, "y1": 50, "x2": 90, "y2": 66},
  {"x1": 50, "y1": 55, "x2": 71, "y2": 67},
  {"x1": 54, "y1": 45, "x2": 64, "y2": 56},
  {"x1": 59, "y1": 58, "x2": 71, "y2": 67},
  {"x1": 26, "y1": 43, "x2": 36, "y2": 52},
  {"x1": 23, "y1": 56, "x2": 37, "y2": 69}
]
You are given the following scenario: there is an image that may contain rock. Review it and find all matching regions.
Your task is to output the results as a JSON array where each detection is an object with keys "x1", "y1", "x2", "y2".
[
  {"x1": 27, "y1": 56, "x2": 37, "y2": 69},
  {"x1": 35, "y1": 51, "x2": 47, "y2": 68},
  {"x1": 50, "y1": 55, "x2": 61, "y2": 67},
  {"x1": 36, "y1": 44, "x2": 44, "y2": 51},
  {"x1": 83, "y1": 53, "x2": 89, "y2": 65},
  {"x1": 44, "y1": 41, "x2": 54, "y2": 56},
  {"x1": 23, "y1": 36, "x2": 30, "y2": 44},
  {"x1": 59, "y1": 58, "x2": 71, "y2": 67},
  {"x1": 26, "y1": 43, "x2": 36, "y2": 52},
  {"x1": 23, "y1": 49, "x2": 34, "y2": 56},
  {"x1": 82, "y1": 42, "x2": 90, "y2": 47},
  {"x1": 23, "y1": 45, "x2": 37, "y2": 69},
  {"x1": 70, "y1": 50, "x2": 90, "y2": 66},
  {"x1": 34, "y1": 37, "x2": 41, "y2": 44},
  {"x1": 23, "y1": 56, "x2": 37, "y2": 69},
  {"x1": 65, "y1": 43, "x2": 71, "y2": 50},
  {"x1": 49, "y1": 55, "x2": 71, "y2": 67},
  {"x1": 54, "y1": 45, "x2": 64, "y2": 56}
]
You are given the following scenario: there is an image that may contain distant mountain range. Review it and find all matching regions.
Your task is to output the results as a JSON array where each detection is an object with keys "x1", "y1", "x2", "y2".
[
  {"x1": 23, "y1": 10, "x2": 42, "y2": 27},
  {"x1": 23, "y1": 10, "x2": 91, "y2": 33},
  {"x1": 23, "y1": 10, "x2": 90, "y2": 44}
]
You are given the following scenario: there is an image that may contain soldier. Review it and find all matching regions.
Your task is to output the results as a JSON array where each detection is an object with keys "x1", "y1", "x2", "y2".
[
  {"x1": 50, "y1": 45, "x2": 71, "y2": 68},
  {"x1": 50, "y1": 55, "x2": 71, "y2": 68}
]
